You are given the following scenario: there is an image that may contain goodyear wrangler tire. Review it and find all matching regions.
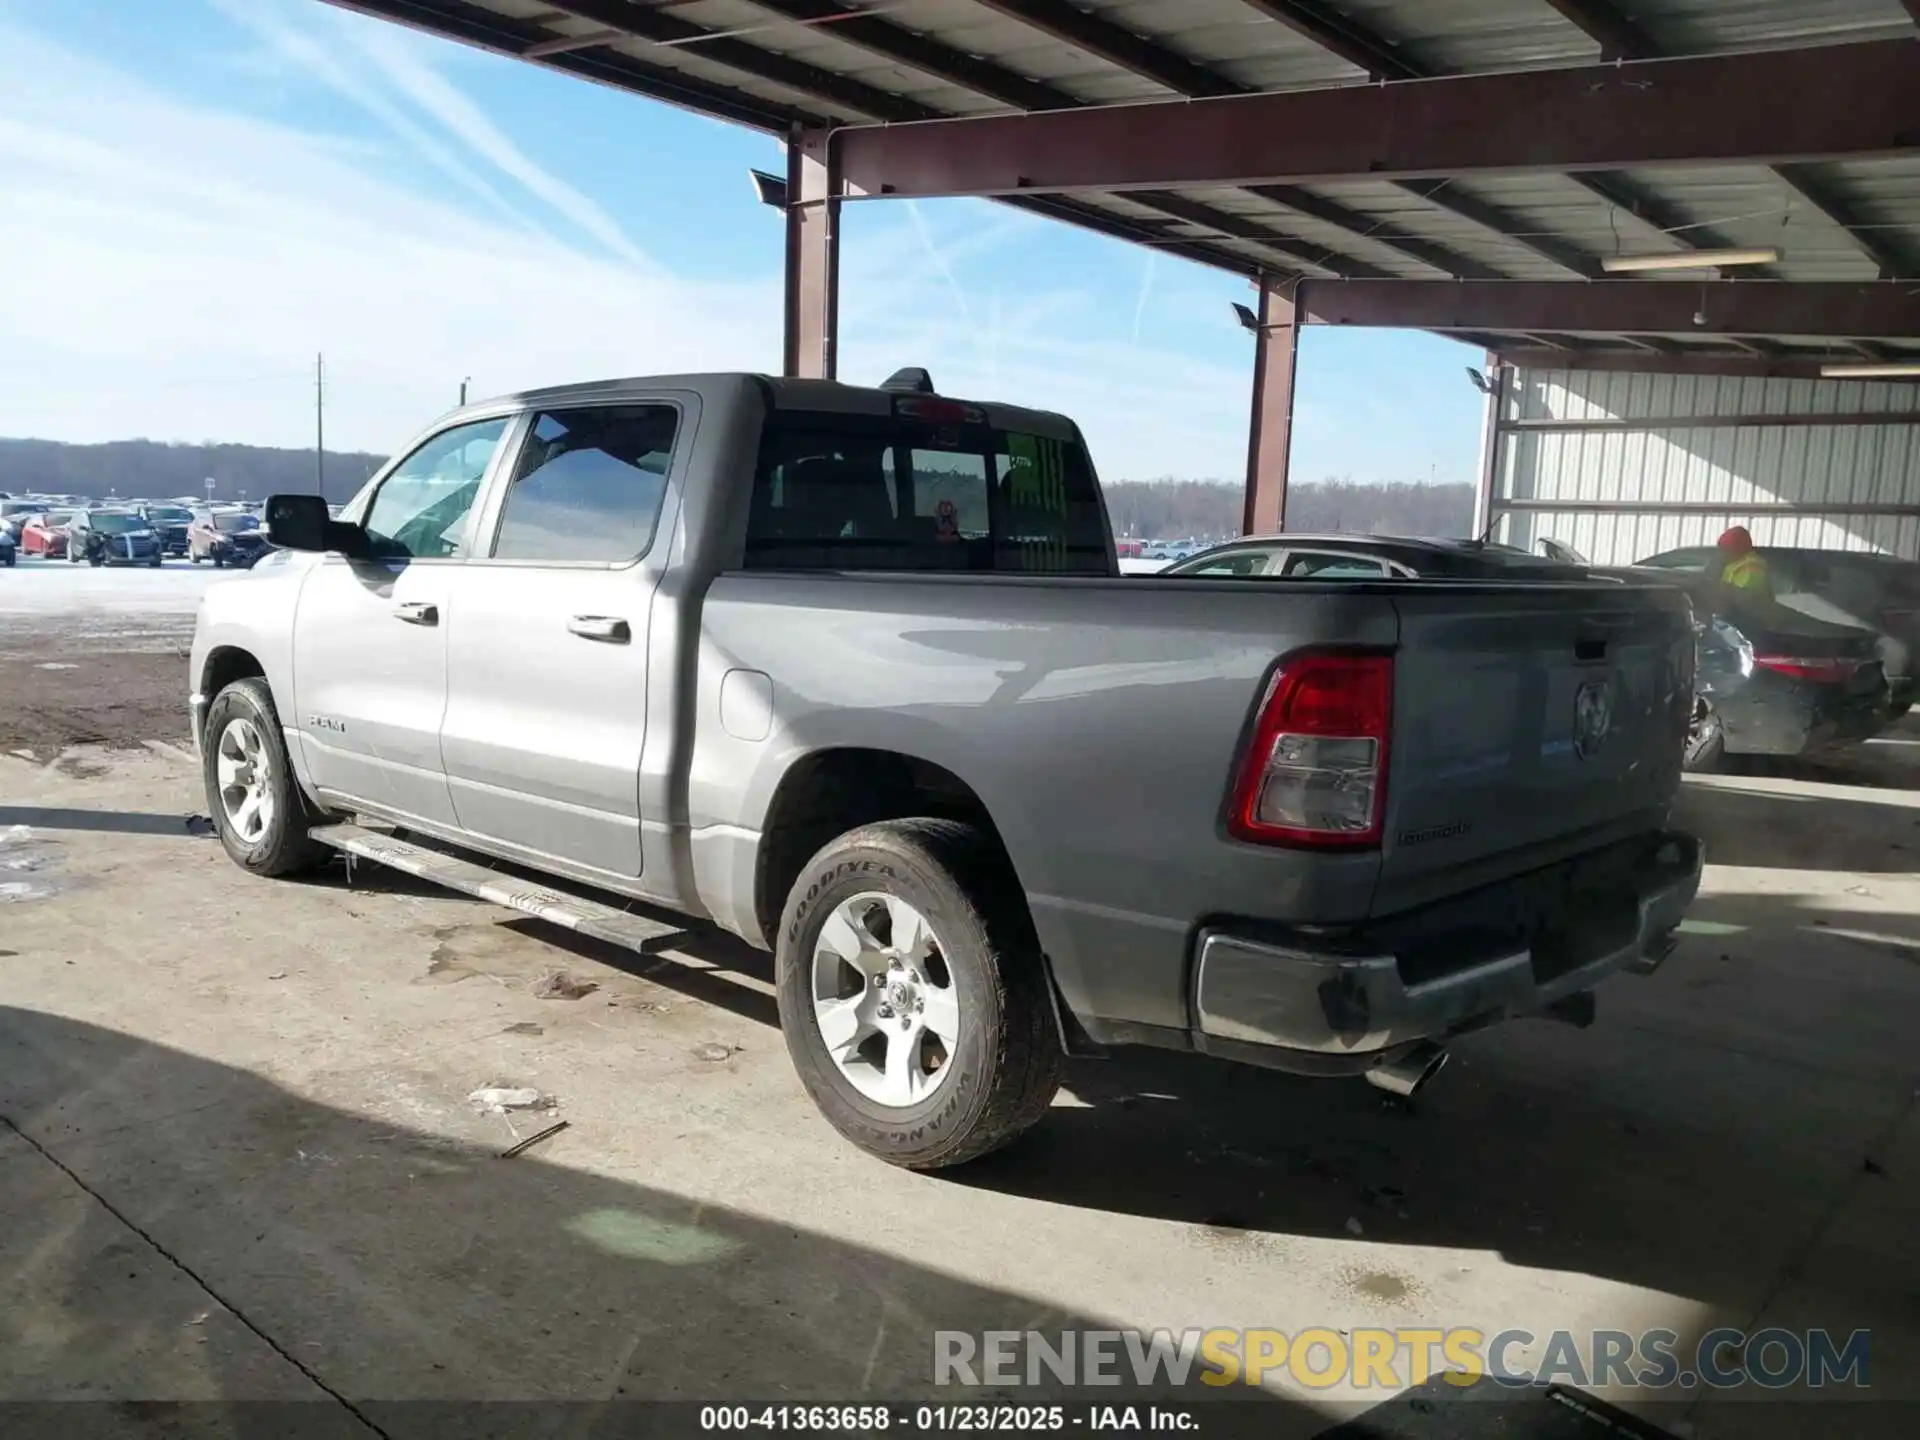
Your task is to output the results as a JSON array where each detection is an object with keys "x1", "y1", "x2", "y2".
[
  {"x1": 775, "y1": 819, "x2": 1063, "y2": 1170},
  {"x1": 202, "y1": 677, "x2": 326, "y2": 877}
]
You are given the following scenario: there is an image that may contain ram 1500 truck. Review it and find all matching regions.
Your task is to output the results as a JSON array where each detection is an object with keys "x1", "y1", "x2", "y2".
[{"x1": 190, "y1": 371, "x2": 1703, "y2": 1168}]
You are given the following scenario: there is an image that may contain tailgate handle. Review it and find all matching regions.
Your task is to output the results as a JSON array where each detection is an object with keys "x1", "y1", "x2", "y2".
[{"x1": 1575, "y1": 637, "x2": 1608, "y2": 662}]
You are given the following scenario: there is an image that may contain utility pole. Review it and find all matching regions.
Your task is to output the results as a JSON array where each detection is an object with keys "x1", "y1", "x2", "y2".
[
  {"x1": 459, "y1": 376, "x2": 470, "y2": 406},
  {"x1": 315, "y1": 353, "x2": 326, "y2": 496}
]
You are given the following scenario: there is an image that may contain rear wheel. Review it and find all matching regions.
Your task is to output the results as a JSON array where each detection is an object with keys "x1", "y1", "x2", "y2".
[
  {"x1": 201, "y1": 677, "x2": 325, "y2": 877},
  {"x1": 775, "y1": 819, "x2": 1062, "y2": 1170},
  {"x1": 1683, "y1": 699, "x2": 1726, "y2": 773}
]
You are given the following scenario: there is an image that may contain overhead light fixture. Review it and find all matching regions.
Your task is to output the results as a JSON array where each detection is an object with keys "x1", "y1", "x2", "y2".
[
  {"x1": 1600, "y1": 247, "x2": 1780, "y2": 274},
  {"x1": 1820, "y1": 361, "x2": 1920, "y2": 379},
  {"x1": 749, "y1": 168, "x2": 788, "y2": 209},
  {"x1": 1231, "y1": 302, "x2": 1260, "y2": 333}
]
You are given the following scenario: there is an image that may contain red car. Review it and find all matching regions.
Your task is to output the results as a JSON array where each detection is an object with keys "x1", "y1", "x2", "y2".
[{"x1": 19, "y1": 510, "x2": 74, "y2": 558}]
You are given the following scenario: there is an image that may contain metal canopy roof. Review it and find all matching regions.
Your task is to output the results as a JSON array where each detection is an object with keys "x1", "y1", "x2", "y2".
[{"x1": 325, "y1": 0, "x2": 1920, "y2": 365}]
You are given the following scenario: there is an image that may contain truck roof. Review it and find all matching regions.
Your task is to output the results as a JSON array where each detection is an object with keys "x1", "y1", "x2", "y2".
[{"x1": 445, "y1": 372, "x2": 1082, "y2": 444}]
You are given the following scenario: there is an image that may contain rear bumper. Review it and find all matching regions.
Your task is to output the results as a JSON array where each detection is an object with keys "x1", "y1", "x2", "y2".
[
  {"x1": 1720, "y1": 678, "x2": 1886, "y2": 756},
  {"x1": 1191, "y1": 830, "x2": 1702, "y2": 1073}
]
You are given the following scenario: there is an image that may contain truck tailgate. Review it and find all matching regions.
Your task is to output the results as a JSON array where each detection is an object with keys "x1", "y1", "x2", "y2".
[{"x1": 1373, "y1": 583, "x2": 1695, "y2": 915}]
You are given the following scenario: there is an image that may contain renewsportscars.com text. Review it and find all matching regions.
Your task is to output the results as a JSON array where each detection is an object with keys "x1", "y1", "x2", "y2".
[{"x1": 934, "y1": 1327, "x2": 1870, "y2": 1392}]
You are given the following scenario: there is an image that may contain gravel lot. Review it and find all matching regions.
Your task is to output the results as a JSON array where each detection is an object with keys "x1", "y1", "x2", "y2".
[{"x1": 0, "y1": 559, "x2": 219, "y2": 751}]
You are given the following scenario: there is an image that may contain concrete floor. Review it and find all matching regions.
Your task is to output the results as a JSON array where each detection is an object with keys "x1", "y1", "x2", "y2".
[{"x1": 2, "y1": 739, "x2": 1916, "y2": 1439}]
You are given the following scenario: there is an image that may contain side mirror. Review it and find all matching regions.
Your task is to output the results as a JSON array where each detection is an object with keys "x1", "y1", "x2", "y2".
[
  {"x1": 265, "y1": 494, "x2": 329, "y2": 551},
  {"x1": 265, "y1": 494, "x2": 364, "y2": 556}
]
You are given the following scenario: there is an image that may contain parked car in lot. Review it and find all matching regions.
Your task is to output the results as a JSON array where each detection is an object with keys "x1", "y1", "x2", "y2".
[
  {"x1": 1612, "y1": 567, "x2": 1891, "y2": 770},
  {"x1": 68, "y1": 508, "x2": 163, "y2": 566},
  {"x1": 1, "y1": 498, "x2": 48, "y2": 544},
  {"x1": 19, "y1": 510, "x2": 74, "y2": 558},
  {"x1": 0, "y1": 525, "x2": 13, "y2": 567},
  {"x1": 1162, "y1": 532, "x2": 1593, "y2": 581},
  {"x1": 188, "y1": 508, "x2": 270, "y2": 567},
  {"x1": 191, "y1": 370, "x2": 1701, "y2": 1169},
  {"x1": 1534, "y1": 538, "x2": 1909, "y2": 767},
  {"x1": 138, "y1": 503, "x2": 196, "y2": 557},
  {"x1": 1599, "y1": 543, "x2": 1915, "y2": 715}
]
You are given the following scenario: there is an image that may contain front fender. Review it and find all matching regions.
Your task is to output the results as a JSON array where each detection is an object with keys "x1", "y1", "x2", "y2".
[{"x1": 189, "y1": 556, "x2": 312, "y2": 781}]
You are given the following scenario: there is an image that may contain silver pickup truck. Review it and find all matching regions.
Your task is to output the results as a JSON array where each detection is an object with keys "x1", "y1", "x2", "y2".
[{"x1": 190, "y1": 370, "x2": 1702, "y2": 1168}]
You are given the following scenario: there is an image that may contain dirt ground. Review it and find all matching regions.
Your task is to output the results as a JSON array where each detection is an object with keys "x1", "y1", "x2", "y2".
[{"x1": 0, "y1": 619, "x2": 192, "y2": 752}]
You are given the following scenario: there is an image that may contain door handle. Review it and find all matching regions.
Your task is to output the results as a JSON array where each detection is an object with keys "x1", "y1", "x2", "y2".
[
  {"x1": 568, "y1": 615, "x2": 630, "y2": 644},
  {"x1": 393, "y1": 601, "x2": 439, "y2": 626}
]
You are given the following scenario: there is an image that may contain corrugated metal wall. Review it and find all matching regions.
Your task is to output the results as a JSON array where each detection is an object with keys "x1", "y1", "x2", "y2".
[{"x1": 1484, "y1": 368, "x2": 1920, "y2": 564}]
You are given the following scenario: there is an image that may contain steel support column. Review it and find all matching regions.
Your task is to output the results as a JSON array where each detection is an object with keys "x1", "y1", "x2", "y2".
[
  {"x1": 783, "y1": 126, "x2": 840, "y2": 380},
  {"x1": 1471, "y1": 356, "x2": 1508, "y2": 542},
  {"x1": 1243, "y1": 277, "x2": 1299, "y2": 536}
]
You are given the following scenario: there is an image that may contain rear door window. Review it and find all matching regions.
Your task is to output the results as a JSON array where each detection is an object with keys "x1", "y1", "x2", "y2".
[{"x1": 745, "y1": 403, "x2": 1111, "y2": 575}]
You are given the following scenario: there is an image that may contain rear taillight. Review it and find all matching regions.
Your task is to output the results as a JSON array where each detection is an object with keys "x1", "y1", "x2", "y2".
[
  {"x1": 1753, "y1": 655, "x2": 1860, "y2": 684},
  {"x1": 1229, "y1": 651, "x2": 1392, "y2": 849}
]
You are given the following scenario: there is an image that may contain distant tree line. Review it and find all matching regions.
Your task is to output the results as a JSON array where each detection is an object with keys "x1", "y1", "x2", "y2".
[
  {"x1": 1105, "y1": 477, "x2": 1475, "y2": 542},
  {"x1": 1, "y1": 437, "x2": 1477, "y2": 542},
  {"x1": 0, "y1": 438, "x2": 385, "y2": 506}
]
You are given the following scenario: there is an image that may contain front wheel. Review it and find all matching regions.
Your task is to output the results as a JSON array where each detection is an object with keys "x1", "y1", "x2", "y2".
[
  {"x1": 775, "y1": 818, "x2": 1062, "y2": 1170},
  {"x1": 148, "y1": 553, "x2": 162, "y2": 568},
  {"x1": 201, "y1": 677, "x2": 325, "y2": 876}
]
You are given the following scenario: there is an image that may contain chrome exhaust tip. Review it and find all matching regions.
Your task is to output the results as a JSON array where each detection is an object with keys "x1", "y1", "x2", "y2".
[{"x1": 1365, "y1": 1042, "x2": 1449, "y2": 1098}]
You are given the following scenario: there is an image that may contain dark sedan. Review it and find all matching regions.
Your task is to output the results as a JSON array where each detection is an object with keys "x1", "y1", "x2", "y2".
[
  {"x1": 188, "y1": 509, "x2": 270, "y2": 567},
  {"x1": 68, "y1": 509, "x2": 163, "y2": 566},
  {"x1": 1613, "y1": 570, "x2": 1890, "y2": 769},
  {"x1": 1633, "y1": 544, "x2": 1919, "y2": 717},
  {"x1": 1160, "y1": 531, "x2": 1588, "y2": 581},
  {"x1": 1164, "y1": 532, "x2": 1894, "y2": 772},
  {"x1": 139, "y1": 503, "x2": 195, "y2": 557}
]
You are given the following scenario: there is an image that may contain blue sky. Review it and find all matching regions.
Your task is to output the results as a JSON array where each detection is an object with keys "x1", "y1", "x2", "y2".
[{"x1": 0, "y1": 0, "x2": 1486, "y2": 485}]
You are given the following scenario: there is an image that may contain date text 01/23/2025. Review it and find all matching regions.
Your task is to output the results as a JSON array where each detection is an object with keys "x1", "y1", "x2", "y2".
[{"x1": 699, "y1": 1406, "x2": 1197, "y2": 1432}]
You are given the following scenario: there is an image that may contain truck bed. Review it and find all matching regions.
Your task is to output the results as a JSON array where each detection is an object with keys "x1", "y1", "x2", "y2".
[{"x1": 691, "y1": 570, "x2": 1694, "y2": 1035}]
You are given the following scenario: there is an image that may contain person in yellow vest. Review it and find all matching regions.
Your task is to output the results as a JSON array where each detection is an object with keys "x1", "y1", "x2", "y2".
[{"x1": 1716, "y1": 526, "x2": 1772, "y2": 598}]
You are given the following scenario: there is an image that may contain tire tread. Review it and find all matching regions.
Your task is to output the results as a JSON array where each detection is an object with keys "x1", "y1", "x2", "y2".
[{"x1": 779, "y1": 817, "x2": 1063, "y2": 1170}]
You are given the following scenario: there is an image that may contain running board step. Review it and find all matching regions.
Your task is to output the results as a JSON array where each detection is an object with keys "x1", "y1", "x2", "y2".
[{"x1": 308, "y1": 822, "x2": 693, "y2": 954}]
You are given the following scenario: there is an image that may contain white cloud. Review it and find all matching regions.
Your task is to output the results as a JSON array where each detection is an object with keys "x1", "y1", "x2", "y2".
[{"x1": 0, "y1": 7, "x2": 1250, "y2": 479}]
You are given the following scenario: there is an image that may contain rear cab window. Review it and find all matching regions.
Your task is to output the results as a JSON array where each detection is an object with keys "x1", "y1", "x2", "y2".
[{"x1": 745, "y1": 395, "x2": 1113, "y2": 576}]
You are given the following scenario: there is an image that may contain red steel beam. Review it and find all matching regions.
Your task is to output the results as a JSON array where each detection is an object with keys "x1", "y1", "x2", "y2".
[
  {"x1": 832, "y1": 40, "x2": 1920, "y2": 198},
  {"x1": 1243, "y1": 277, "x2": 1299, "y2": 535},
  {"x1": 784, "y1": 127, "x2": 840, "y2": 379},
  {"x1": 1298, "y1": 280, "x2": 1920, "y2": 339}
]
